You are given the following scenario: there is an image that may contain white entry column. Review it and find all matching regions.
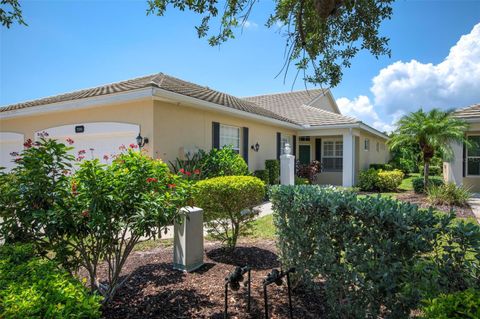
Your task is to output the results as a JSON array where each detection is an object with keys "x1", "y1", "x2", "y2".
[
  {"x1": 342, "y1": 131, "x2": 354, "y2": 187},
  {"x1": 445, "y1": 141, "x2": 463, "y2": 186}
]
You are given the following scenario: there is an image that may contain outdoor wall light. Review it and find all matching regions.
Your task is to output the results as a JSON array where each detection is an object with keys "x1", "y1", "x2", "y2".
[
  {"x1": 251, "y1": 142, "x2": 260, "y2": 152},
  {"x1": 136, "y1": 133, "x2": 149, "y2": 149}
]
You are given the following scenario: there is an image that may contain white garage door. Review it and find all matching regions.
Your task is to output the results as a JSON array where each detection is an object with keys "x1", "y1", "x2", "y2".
[
  {"x1": 37, "y1": 122, "x2": 140, "y2": 161},
  {"x1": 0, "y1": 132, "x2": 24, "y2": 172}
]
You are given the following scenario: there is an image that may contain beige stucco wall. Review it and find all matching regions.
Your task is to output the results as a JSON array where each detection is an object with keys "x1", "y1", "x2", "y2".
[
  {"x1": 152, "y1": 100, "x2": 296, "y2": 171},
  {"x1": 357, "y1": 131, "x2": 390, "y2": 171},
  {"x1": 0, "y1": 99, "x2": 156, "y2": 155},
  {"x1": 0, "y1": 99, "x2": 295, "y2": 172}
]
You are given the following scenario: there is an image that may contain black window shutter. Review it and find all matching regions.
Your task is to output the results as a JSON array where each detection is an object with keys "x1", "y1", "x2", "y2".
[
  {"x1": 276, "y1": 132, "x2": 281, "y2": 159},
  {"x1": 315, "y1": 138, "x2": 322, "y2": 161},
  {"x1": 242, "y1": 127, "x2": 249, "y2": 165},
  {"x1": 292, "y1": 135, "x2": 297, "y2": 157},
  {"x1": 463, "y1": 141, "x2": 466, "y2": 177},
  {"x1": 212, "y1": 122, "x2": 220, "y2": 149}
]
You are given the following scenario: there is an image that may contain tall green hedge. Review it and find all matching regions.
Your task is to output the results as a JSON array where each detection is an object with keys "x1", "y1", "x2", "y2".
[
  {"x1": 265, "y1": 159, "x2": 280, "y2": 185},
  {"x1": 270, "y1": 185, "x2": 480, "y2": 318}
]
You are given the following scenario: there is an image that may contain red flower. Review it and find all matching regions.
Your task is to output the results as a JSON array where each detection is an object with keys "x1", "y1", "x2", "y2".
[
  {"x1": 78, "y1": 149, "x2": 86, "y2": 155},
  {"x1": 168, "y1": 183, "x2": 176, "y2": 189},
  {"x1": 185, "y1": 171, "x2": 191, "y2": 176},
  {"x1": 76, "y1": 155, "x2": 85, "y2": 161},
  {"x1": 129, "y1": 143, "x2": 138, "y2": 149},
  {"x1": 146, "y1": 177, "x2": 158, "y2": 183},
  {"x1": 193, "y1": 169, "x2": 201, "y2": 175},
  {"x1": 23, "y1": 139, "x2": 33, "y2": 148},
  {"x1": 14, "y1": 157, "x2": 22, "y2": 163},
  {"x1": 66, "y1": 138, "x2": 74, "y2": 145},
  {"x1": 81, "y1": 210, "x2": 89, "y2": 218},
  {"x1": 103, "y1": 154, "x2": 109, "y2": 160},
  {"x1": 179, "y1": 168, "x2": 185, "y2": 174}
]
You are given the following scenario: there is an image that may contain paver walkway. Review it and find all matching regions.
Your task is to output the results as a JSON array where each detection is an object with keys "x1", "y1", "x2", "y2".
[{"x1": 467, "y1": 193, "x2": 480, "y2": 224}]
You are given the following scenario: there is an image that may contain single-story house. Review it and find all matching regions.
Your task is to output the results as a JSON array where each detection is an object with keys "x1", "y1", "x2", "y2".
[
  {"x1": 0, "y1": 73, "x2": 389, "y2": 187},
  {"x1": 444, "y1": 103, "x2": 480, "y2": 192}
]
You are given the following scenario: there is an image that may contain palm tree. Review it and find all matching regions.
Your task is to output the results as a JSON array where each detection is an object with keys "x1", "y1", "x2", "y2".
[{"x1": 388, "y1": 109, "x2": 469, "y2": 189}]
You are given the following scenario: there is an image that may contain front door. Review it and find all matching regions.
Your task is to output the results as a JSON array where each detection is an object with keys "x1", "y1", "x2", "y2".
[{"x1": 299, "y1": 145, "x2": 311, "y2": 165}]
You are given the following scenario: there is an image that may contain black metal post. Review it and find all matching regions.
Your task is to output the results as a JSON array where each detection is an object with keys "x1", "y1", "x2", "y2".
[
  {"x1": 263, "y1": 283, "x2": 269, "y2": 319},
  {"x1": 286, "y1": 272, "x2": 293, "y2": 319},
  {"x1": 224, "y1": 281, "x2": 229, "y2": 319},
  {"x1": 247, "y1": 269, "x2": 251, "y2": 313}
]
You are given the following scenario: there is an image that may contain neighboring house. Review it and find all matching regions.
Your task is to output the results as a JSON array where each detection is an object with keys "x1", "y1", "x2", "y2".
[
  {"x1": 444, "y1": 103, "x2": 480, "y2": 192},
  {"x1": 0, "y1": 73, "x2": 389, "y2": 187}
]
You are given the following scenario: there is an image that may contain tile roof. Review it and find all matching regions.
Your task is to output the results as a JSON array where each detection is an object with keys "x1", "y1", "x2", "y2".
[
  {"x1": 0, "y1": 73, "x2": 297, "y2": 124},
  {"x1": 0, "y1": 73, "x2": 358, "y2": 128},
  {"x1": 453, "y1": 103, "x2": 480, "y2": 119},
  {"x1": 243, "y1": 90, "x2": 358, "y2": 127}
]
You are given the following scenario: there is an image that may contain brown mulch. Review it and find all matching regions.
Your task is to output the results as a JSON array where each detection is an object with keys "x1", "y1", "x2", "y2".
[
  {"x1": 99, "y1": 240, "x2": 325, "y2": 319},
  {"x1": 395, "y1": 191, "x2": 476, "y2": 219}
]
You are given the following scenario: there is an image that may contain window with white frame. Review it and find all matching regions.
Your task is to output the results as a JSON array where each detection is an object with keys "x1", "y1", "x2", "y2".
[
  {"x1": 281, "y1": 134, "x2": 293, "y2": 154},
  {"x1": 467, "y1": 135, "x2": 480, "y2": 176},
  {"x1": 364, "y1": 138, "x2": 370, "y2": 151},
  {"x1": 323, "y1": 140, "x2": 343, "y2": 171},
  {"x1": 219, "y1": 124, "x2": 240, "y2": 152}
]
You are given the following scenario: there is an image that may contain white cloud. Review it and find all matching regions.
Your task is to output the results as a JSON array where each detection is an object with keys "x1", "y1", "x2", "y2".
[
  {"x1": 336, "y1": 22, "x2": 480, "y2": 133},
  {"x1": 243, "y1": 20, "x2": 258, "y2": 29}
]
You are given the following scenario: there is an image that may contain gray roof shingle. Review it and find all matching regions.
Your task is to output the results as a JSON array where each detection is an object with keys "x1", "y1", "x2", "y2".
[
  {"x1": 243, "y1": 90, "x2": 358, "y2": 127},
  {"x1": 453, "y1": 103, "x2": 480, "y2": 119},
  {"x1": 0, "y1": 73, "x2": 297, "y2": 125}
]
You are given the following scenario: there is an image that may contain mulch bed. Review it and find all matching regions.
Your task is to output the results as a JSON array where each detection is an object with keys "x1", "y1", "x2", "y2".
[
  {"x1": 395, "y1": 191, "x2": 476, "y2": 219},
  {"x1": 99, "y1": 239, "x2": 325, "y2": 318}
]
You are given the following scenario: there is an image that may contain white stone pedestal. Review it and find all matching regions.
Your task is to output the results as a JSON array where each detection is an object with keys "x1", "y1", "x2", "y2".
[
  {"x1": 173, "y1": 206, "x2": 204, "y2": 272},
  {"x1": 280, "y1": 143, "x2": 295, "y2": 185}
]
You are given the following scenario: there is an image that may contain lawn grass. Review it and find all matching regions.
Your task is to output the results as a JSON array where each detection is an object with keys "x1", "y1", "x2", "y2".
[
  {"x1": 248, "y1": 214, "x2": 276, "y2": 240},
  {"x1": 399, "y1": 173, "x2": 419, "y2": 191},
  {"x1": 133, "y1": 238, "x2": 173, "y2": 252}
]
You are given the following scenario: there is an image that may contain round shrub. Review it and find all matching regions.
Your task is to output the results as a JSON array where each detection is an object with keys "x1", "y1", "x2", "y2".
[
  {"x1": 413, "y1": 176, "x2": 444, "y2": 193},
  {"x1": 421, "y1": 289, "x2": 480, "y2": 319},
  {"x1": 254, "y1": 169, "x2": 269, "y2": 184},
  {"x1": 194, "y1": 176, "x2": 265, "y2": 250},
  {"x1": 358, "y1": 168, "x2": 379, "y2": 191},
  {"x1": 200, "y1": 146, "x2": 249, "y2": 178},
  {"x1": 377, "y1": 169, "x2": 404, "y2": 192}
]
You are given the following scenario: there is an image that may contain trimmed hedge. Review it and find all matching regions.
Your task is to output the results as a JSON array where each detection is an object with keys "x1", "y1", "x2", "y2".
[
  {"x1": 369, "y1": 163, "x2": 393, "y2": 171},
  {"x1": 194, "y1": 176, "x2": 265, "y2": 250},
  {"x1": 270, "y1": 185, "x2": 480, "y2": 318},
  {"x1": 412, "y1": 176, "x2": 444, "y2": 193},
  {"x1": 254, "y1": 169, "x2": 269, "y2": 184},
  {"x1": 358, "y1": 168, "x2": 404, "y2": 192},
  {"x1": 0, "y1": 244, "x2": 102, "y2": 319},
  {"x1": 265, "y1": 159, "x2": 280, "y2": 185}
]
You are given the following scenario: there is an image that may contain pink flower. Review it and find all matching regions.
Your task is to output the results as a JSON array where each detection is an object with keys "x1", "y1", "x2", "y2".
[
  {"x1": 66, "y1": 138, "x2": 74, "y2": 145},
  {"x1": 78, "y1": 149, "x2": 86, "y2": 155},
  {"x1": 193, "y1": 169, "x2": 201, "y2": 175},
  {"x1": 119, "y1": 145, "x2": 127, "y2": 151},
  {"x1": 179, "y1": 168, "x2": 185, "y2": 174},
  {"x1": 129, "y1": 143, "x2": 138, "y2": 149},
  {"x1": 185, "y1": 171, "x2": 191, "y2": 176},
  {"x1": 103, "y1": 154, "x2": 109, "y2": 161},
  {"x1": 76, "y1": 155, "x2": 85, "y2": 161},
  {"x1": 14, "y1": 157, "x2": 22, "y2": 163}
]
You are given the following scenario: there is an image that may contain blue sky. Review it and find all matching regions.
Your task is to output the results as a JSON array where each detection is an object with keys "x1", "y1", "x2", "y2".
[{"x1": 1, "y1": 0, "x2": 480, "y2": 132}]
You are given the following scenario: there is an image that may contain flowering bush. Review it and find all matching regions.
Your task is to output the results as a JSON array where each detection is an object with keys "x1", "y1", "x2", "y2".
[
  {"x1": 0, "y1": 138, "x2": 193, "y2": 303},
  {"x1": 358, "y1": 168, "x2": 404, "y2": 192}
]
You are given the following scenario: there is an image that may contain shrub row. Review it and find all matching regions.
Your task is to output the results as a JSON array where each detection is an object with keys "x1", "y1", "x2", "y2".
[
  {"x1": 412, "y1": 176, "x2": 444, "y2": 193},
  {"x1": 358, "y1": 168, "x2": 404, "y2": 192},
  {"x1": 270, "y1": 185, "x2": 480, "y2": 319},
  {"x1": 0, "y1": 244, "x2": 102, "y2": 319}
]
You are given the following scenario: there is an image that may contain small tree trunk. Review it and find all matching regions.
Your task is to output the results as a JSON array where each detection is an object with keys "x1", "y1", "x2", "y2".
[{"x1": 424, "y1": 161, "x2": 430, "y2": 191}]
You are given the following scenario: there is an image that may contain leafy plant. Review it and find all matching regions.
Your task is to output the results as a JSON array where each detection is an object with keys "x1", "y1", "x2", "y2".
[
  {"x1": 421, "y1": 289, "x2": 480, "y2": 319},
  {"x1": 0, "y1": 244, "x2": 102, "y2": 319},
  {"x1": 376, "y1": 169, "x2": 404, "y2": 192},
  {"x1": 295, "y1": 176, "x2": 310, "y2": 185},
  {"x1": 254, "y1": 169, "x2": 270, "y2": 184},
  {"x1": 357, "y1": 168, "x2": 379, "y2": 191},
  {"x1": 193, "y1": 176, "x2": 265, "y2": 250},
  {"x1": 199, "y1": 146, "x2": 248, "y2": 178},
  {"x1": 265, "y1": 159, "x2": 280, "y2": 185},
  {"x1": 296, "y1": 160, "x2": 322, "y2": 184},
  {"x1": 388, "y1": 109, "x2": 468, "y2": 191},
  {"x1": 270, "y1": 185, "x2": 480, "y2": 319},
  {"x1": 169, "y1": 150, "x2": 204, "y2": 180},
  {"x1": 413, "y1": 176, "x2": 444, "y2": 194},
  {"x1": 428, "y1": 183, "x2": 471, "y2": 207}
]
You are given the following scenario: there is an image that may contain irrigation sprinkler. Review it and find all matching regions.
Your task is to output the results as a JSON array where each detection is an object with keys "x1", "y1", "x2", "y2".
[
  {"x1": 262, "y1": 268, "x2": 296, "y2": 319},
  {"x1": 224, "y1": 266, "x2": 251, "y2": 318}
]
